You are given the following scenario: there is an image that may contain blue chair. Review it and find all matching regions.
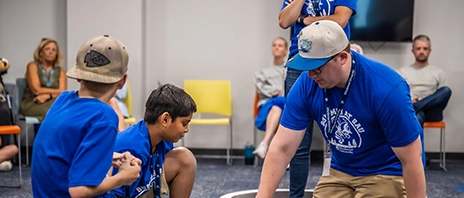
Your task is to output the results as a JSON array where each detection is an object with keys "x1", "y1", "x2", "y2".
[{"x1": 14, "y1": 78, "x2": 40, "y2": 166}]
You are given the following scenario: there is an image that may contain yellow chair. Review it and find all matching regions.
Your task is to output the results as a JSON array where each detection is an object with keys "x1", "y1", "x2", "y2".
[
  {"x1": 183, "y1": 80, "x2": 233, "y2": 165},
  {"x1": 122, "y1": 82, "x2": 137, "y2": 126}
]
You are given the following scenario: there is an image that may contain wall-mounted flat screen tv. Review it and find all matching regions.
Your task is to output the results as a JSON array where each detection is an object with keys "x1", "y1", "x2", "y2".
[{"x1": 349, "y1": 0, "x2": 415, "y2": 42}]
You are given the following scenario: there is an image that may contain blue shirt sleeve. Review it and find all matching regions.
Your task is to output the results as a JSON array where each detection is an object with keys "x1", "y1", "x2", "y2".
[
  {"x1": 377, "y1": 81, "x2": 422, "y2": 147},
  {"x1": 335, "y1": 0, "x2": 358, "y2": 15},
  {"x1": 281, "y1": 0, "x2": 290, "y2": 11},
  {"x1": 68, "y1": 122, "x2": 118, "y2": 188},
  {"x1": 280, "y1": 72, "x2": 313, "y2": 130}
]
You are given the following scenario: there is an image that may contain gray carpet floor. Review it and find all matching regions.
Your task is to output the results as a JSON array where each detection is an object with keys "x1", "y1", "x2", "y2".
[{"x1": 1, "y1": 158, "x2": 464, "y2": 197}]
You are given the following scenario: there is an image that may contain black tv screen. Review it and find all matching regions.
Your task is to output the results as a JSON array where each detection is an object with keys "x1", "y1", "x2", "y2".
[{"x1": 349, "y1": 0, "x2": 415, "y2": 42}]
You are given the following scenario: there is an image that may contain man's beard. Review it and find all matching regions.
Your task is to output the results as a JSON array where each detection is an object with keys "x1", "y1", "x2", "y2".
[{"x1": 416, "y1": 56, "x2": 428, "y2": 63}]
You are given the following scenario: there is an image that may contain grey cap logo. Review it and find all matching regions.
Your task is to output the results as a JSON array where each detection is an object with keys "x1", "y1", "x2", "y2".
[{"x1": 84, "y1": 50, "x2": 111, "y2": 67}]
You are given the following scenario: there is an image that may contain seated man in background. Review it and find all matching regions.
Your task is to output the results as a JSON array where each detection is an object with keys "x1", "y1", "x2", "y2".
[
  {"x1": 0, "y1": 136, "x2": 18, "y2": 171},
  {"x1": 112, "y1": 83, "x2": 197, "y2": 198},
  {"x1": 398, "y1": 35, "x2": 452, "y2": 127},
  {"x1": 252, "y1": 37, "x2": 287, "y2": 159}
]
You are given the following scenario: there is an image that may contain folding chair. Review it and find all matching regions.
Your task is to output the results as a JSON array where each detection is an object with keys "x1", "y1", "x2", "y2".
[
  {"x1": 0, "y1": 125, "x2": 22, "y2": 188},
  {"x1": 15, "y1": 78, "x2": 40, "y2": 165},
  {"x1": 424, "y1": 121, "x2": 447, "y2": 171},
  {"x1": 182, "y1": 80, "x2": 233, "y2": 165},
  {"x1": 122, "y1": 81, "x2": 137, "y2": 126}
]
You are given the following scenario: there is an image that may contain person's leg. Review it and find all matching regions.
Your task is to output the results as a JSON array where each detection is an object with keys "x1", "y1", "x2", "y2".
[
  {"x1": 262, "y1": 106, "x2": 283, "y2": 145},
  {"x1": 253, "y1": 105, "x2": 283, "y2": 158},
  {"x1": 413, "y1": 86, "x2": 452, "y2": 121},
  {"x1": 313, "y1": 168, "x2": 354, "y2": 198},
  {"x1": 286, "y1": 67, "x2": 314, "y2": 198},
  {"x1": 164, "y1": 147, "x2": 197, "y2": 198},
  {"x1": 108, "y1": 98, "x2": 126, "y2": 132},
  {"x1": 416, "y1": 110, "x2": 425, "y2": 128},
  {"x1": 0, "y1": 145, "x2": 18, "y2": 163},
  {"x1": 353, "y1": 174, "x2": 406, "y2": 198}
]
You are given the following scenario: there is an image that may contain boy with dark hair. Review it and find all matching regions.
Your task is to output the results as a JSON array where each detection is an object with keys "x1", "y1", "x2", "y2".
[
  {"x1": 31, "y1": 35, "x2": 141, "y2": 197},
  {"x1": 112, "y1": 83, "x2": 197, "y2": 198}
]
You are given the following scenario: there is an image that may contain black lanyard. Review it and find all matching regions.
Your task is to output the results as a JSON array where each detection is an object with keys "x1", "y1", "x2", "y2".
[{"x1": 324, "y1": 54, "x2": 357, "y2": 142}]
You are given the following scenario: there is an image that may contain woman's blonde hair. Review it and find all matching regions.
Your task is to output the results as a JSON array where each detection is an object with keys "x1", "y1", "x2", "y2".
[{"x1": 33, "y1": 38, "x2": 63, "y2": 67}]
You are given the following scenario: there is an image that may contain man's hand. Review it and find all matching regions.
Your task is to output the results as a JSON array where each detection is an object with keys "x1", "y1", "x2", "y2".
[
  {"x1": 412, "y1": 97, "x2": 418, "y2": 103},
  {"x1": 33, "y1": 94, "x2": 50, "y2": 104}
]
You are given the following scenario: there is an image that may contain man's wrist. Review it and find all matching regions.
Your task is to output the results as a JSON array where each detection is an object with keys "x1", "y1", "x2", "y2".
[{"x1": 299, "y1": 15, "x2": 308, "y2": 25}]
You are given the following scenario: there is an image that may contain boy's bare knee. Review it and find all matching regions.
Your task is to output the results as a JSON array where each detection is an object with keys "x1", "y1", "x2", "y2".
[{"x1": 167, "y1": 147, "x2": 197, "y2": 167}]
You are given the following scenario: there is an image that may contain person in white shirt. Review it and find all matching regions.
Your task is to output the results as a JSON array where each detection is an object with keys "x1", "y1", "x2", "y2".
[
  {"x1": 252, "y1": 37, "x2": 288, "y2": 159},
  {"x1": 398, "y1": 34, "x2": 452, "y2": 128}
]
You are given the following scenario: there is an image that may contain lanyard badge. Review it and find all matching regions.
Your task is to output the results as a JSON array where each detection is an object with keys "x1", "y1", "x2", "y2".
[{"x1": 322, "y1": 54, "x2": 356, "y2": 176}]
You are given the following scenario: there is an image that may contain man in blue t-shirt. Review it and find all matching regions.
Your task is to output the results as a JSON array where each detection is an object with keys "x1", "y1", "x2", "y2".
[
  {"x1": 112, "y1": 84, "x2": 197, "y2": 198},
  {"x1": 256, "y1": 20, "x2": 426, "y2": 198},
  {"x1": 279, "y1": 1, "x2": 357, "y2": 196},
  {"x1": 31, "y1": 35, "x2": 141, "y2": 198}
]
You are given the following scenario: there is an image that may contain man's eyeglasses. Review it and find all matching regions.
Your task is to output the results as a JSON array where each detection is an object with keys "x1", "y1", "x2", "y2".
[{"x1": 308, "y1": 53, "x2": 340, "y2": 74}]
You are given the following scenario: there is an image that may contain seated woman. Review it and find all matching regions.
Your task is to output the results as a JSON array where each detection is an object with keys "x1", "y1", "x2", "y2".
[
  {"x1": 20, "y1": 38, "x2": 66, "y2": 125},
  {"x1": 252, "y1": 37, "x2": 288, "y2": 159}
]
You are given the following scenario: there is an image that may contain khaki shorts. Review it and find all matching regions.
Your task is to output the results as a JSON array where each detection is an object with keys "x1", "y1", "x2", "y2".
[
  {"x1": 313, "y1": 168, "x2": 406, "y2": 198},
  {"x1": 138, "y1": 168, "x2": 169, "y2": 198}
]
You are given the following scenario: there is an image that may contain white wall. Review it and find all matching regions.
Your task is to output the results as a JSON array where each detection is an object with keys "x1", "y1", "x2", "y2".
[
  {"x1": 0, "y1": 0, "x2": 66, "y2": 84},
  {"x1": 66, "y1": 0, "x2": 145, "y2": 120},
  {"x1": 145, "y1": 0, "x2": 289, "y2": 148},
  {"x1": 1, "y1": 0, "x2": 463, "y2": 153}
]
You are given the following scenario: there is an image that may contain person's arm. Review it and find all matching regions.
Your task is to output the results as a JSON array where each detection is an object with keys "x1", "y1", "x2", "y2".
[
  {"x1": 257, "y1": 72, "x2": 312, "y2": 197},
  {"x1": 378, "y1": 81, "x2": 426, "y2": 197},
  {"x1": 391, "y1": 137, "x2": 426, "y2": 198},
  {"x1": 278, "y1": 0, "x2": 306, "y2": 29},
  {"x1": 437, "y1": 69, "x2": 446, "y2": 89},
  {"x1": 256, "y1": 126, "x2": 306, "y2": 197},
  {"x1": 67, "y1": 116, "x2": 140, "y2": 198},
  {"x1": 53, "y1": 68, "x2": 67, "y2": 98},
  {"x1": 254, "y1": 70, "x2": 280, "y2": 98},
  {"x1": 25, "y1": 62, "x2": 64, "y2": 95},
  {"x1": 302, "y1": 6, "x2": 354, "y2": 28},
  {"x1": 69, "y1": 165, "x2": 139, "y2": 198}
]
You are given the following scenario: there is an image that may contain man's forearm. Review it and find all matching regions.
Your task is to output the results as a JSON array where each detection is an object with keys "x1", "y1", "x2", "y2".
[
  {"x1": 256, "y1": 147, "x2": 291, "y2": 197},
  {"x1": 402, "y1": 161, "x2": 426, "y2": 198},
  {"x1": 279, "y1": 0, "x2": 306, "y2": 29},
  {"x1": 302, "y1": 6, "x2": 353, "y2": 28}
]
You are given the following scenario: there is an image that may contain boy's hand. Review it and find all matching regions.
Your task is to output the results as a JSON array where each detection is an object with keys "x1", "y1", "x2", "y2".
[
  {"x1": 117, "y1": 152, "x2": 141, "y2": 185},
  {"x1": 112, "y1": 152, "x2": 125, "y2": 168}
]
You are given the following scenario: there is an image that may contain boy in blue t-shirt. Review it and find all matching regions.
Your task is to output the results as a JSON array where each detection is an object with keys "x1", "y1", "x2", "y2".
[
  {"x1": 112, "y1": 84, "x2": 197, "y2": 198},
  {"x1": 256, "y1": 20, "x2": 426, "y2": 198},
  {"x1": 31, "y1": 35, "x2": 141, "y2": 198}
]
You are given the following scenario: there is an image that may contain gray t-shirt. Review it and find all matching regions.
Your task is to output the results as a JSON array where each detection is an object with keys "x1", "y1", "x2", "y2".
[
  {"x1": 254, "y1": 65, "x2": 284, "y2": 107},
  {"x1": 398, "y1": 64, "x2": 446, "y2": 100}
]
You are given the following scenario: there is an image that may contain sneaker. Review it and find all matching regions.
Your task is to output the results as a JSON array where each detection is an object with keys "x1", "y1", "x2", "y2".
[
  {"x1": 252, "y1": 142, "x2": 268, "y2": 159},
  {"x1": 0, "y1": 160, "x2": 13, "y2": 172}
]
